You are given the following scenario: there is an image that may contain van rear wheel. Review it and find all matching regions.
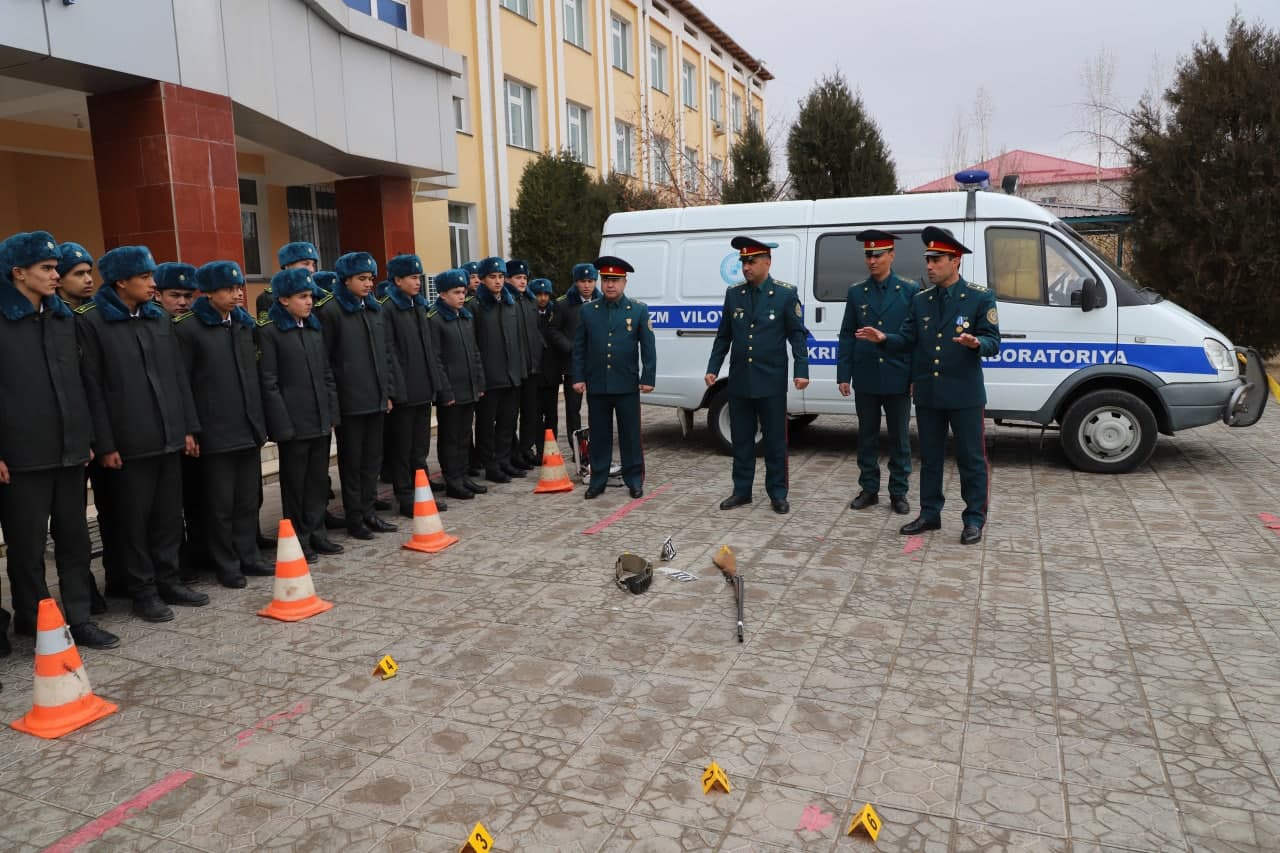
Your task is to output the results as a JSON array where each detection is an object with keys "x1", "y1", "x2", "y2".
[
  {"x1": 707, "y1": 389, "x2": 763, "y2": 456},
  {"x1": 1059, "y1": 389, "x2": 1158, "y2": 474}
]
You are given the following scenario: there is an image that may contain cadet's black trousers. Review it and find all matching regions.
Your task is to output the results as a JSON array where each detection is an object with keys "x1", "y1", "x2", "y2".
[
  {"x1": 563, "y1": 377, "x2": 584, "y2": 437},
  {"x1": 336, "y1": 412, "x2": 385, "y2": 524},
  {"x1": 108, "y1": 452, "x2": 184, "y2": 599},
  {"x1": 203, "y1": 447, "x2": 263, "y2": 576},
  {"x1": 278, "y1": 435, "x2": 331, "y2": 549},
  {"x1": 515, "y1": 376, "x2": 542, "y2": 461},
  {"x1": 436, "y1": 402, "x2": 476, "y2": 484},
  {"x1": 0, "y1": 466, "x2": 93, "y2": 629},
  {"x1": 586, "y1": 391, "x2": 643, "y2": 492},
  {"x1": 386, "y1": 402, "x2": 431, "y2": 509},
  {"x1": 537, "y1": 382, "x2": 560, "y2": 453},
  {"x1": 475, "y1": 386, "x2": 516, "y2": 471},
  {"x1": 88, "y1": 460, "x2": 126, "y2": 595},
  {"x1": 181, "y1": 454, "x2": 210, "y2": 573}
]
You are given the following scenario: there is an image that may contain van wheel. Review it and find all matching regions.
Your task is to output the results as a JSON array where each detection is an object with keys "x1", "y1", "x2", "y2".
[
  {"x1": 707, "y1": 390, "x2": 763, "y2": 456},
  {"x1": 1059, "y1": 389, "x2": 1158, "y2": 473}
]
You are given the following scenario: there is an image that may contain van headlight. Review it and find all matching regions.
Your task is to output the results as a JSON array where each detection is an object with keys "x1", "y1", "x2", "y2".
[{"x1": 1203, "y1": 338, "x2": 1234, "y2": 372}]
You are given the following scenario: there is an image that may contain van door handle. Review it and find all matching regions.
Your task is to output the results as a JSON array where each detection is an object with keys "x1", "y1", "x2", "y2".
[
  {"x1": 1000, "y1": 333, "x2": 1027, "y2": 339},
  {"x1": 815, "y1": 307, "x2": 824, "y2": 323}
]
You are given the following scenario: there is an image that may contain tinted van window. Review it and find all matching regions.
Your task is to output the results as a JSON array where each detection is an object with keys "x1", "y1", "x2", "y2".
[{"x1": 813, "y1": 232, "x2": 925, "y2": 302}]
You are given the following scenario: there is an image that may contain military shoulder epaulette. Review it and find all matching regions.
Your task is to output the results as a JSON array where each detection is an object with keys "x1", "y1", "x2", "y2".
[
  {"x1": 773, "y1": 279, "x2": 795, "y2": 289},
  {"x1": 256, "y1": 315, "x2": 271, "y2": 327},
  {"x1": 376, "y1": 295, "x2": 390, "y2": 305},
  {"x1": 315, "y1": 293, "x2": 334, "y2": 308},
  {"x1": 555, "y1": 294, "x2": 567, "y2": 302},
  {"x1": 263, "y1": 286, "x2": 273, "y2": 294},
  {"x1": 74, "y1": 302, "x2": 96, "y2": 315},
  {"x1": 427, "y1": 309, "x2": 438, "y2": 318},
  {"x1": 919, "y1": 286, "x2": 936, "y2": 296},
  {"x1": 174, "y1": 310, "x2": 194, "y2": 323},
  {"x1": 967, "y1": 281, "x2": 988, "y2": 291}
]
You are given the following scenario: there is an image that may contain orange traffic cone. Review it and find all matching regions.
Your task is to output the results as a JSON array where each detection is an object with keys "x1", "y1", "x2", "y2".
[
  {"x1": 402, "y1": 469, "x2": 459, "y2": 553},
  {"x1": 258, "y1": 519, "x2": 334, "y2": 622},
  {"x1": 11, "y1": 598, "x2": 118, "y2": 739},
  {"x1": 534, "y1": 430, "x2": 574, "y2": 494}
]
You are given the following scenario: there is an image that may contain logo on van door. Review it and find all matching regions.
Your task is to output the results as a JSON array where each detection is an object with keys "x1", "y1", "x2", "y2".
[{"x1": 719, "y1": 252, "x2": 744, "y2": 285}]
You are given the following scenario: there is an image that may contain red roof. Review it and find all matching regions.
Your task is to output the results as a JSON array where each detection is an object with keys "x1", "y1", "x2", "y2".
[{"x1": 908, "y1": 150, "x2": 1131, "y2": 193}]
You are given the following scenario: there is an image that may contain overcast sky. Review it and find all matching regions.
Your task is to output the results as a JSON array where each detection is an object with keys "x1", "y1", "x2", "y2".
[{"x1": 696, "y1": 0, "x2": 1279, "y2": 189}]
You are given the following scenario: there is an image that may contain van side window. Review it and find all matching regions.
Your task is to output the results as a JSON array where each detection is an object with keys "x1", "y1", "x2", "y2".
[
  {"x1": 987, "y1": 227, "x2": 1102, "y2": 308},
  {"x1": 1044, "y1": 234, "x2": 1099, "y2": 307},
  {"x1": 813, "y1": 232, "x2": 924, "y2": 302}
]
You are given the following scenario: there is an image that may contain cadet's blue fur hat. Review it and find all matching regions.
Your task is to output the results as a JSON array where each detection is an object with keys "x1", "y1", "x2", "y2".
[
  {"x1": 478, "y1": 257, "x2": 506, "y2": 277},
  {"x1": 56, "y1": 241, "x2": 93, "y2": 277},
  {"x1": 434, "y1": 269, "x2": 468, "y2": 292},
  {"x1": 387, "y1": 254, "x2": 424, "y2": 280},
  {"x1": 1, "y1": 231, "x2": 60, "y2": 272},
  {"x1": 462, "y1": 261, "x2": 481, "y2": 277},
  {"x1": 278, "y1": 241, "x2": 320, "y2": 268},
  {"x1": 529, "y1": 278, "x2": 553, "y2": 295},
  {"x1": 154, "y1": 262, "x2": 198, "y2": 291},
  {"x1": 572, "y1": 263, "x2": 597, "y2": 281},
  {"x1": 272, "y1": 267, "x2": 316, "y2": 299},
  {"x1": 505, "y1": 259, "x2": 529, "y2": 277},
  {"x1": 336, "y1": 252, "x2": 378, "y2": 281},
  {"x1": 312, "y1": 271, "x2": 337, "y2": 293},
  {"x1": 196, "y1": 260, "x2": 245, "y2": 292},
  {"x1": 99, "y1": 246, "x2": 158, "y2": 286}
]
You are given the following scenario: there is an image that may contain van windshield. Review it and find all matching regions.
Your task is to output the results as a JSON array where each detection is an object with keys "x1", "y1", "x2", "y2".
[{"x1": 1051, "y1": 222, "x2": 1162, "y2": 304}]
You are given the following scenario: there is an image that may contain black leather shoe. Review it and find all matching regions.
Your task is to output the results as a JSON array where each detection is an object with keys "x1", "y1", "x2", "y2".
[
  {"x1": 511, "y1": 456, "x2": 535, "y2": 471},
  {"x1": 159, "y1": 584, "x2": 210, "y2": 607},
  {"x1": 365, "y1": 514, "x2": 399, "y2": 533},
  {"x1": 312, "y1": 538, "x2": 344, "y2": 555},
  {"x1": 303, "y1": 548, "x2": 319, "y2": 565},
  {"x1": 463, "y1": 478, "x2": 488, "y2": 494},
  {"x1": 485, "y1": 468, "x2": 511, "y2": 484},
  {"x1": 628, "y1": 486, "x2": 644, "y2": 499},
  {"x1": 429, "y1": 478, "x2": 446, "y2": 493},
  {"x1": 373, "y1": 497, "x2": 392, "y2": 511},
  {"x1": 899, "y1": 517, "x2": 942, "y2": 535},
  {"x1": 13, "y1": 621, "x2": 36, "y2": 638},
  {"x1": 0, "y1": 630, "x2": 11, "y2": 657},
  {"x1": 90, "y1": 585, "x2": 108, "y2": 615},
  {"x1": 132, "y1": 597, "x2": 175, "y2": 623},
  {"x1": 585, "y1": 487, "x2": 604, "y2": 499},
  {"x1": 468, "y1": 466, "x2": 483, "y2": 477},
  {"x1": 324, "y1": 510, "x2": 346, "y2": 529},
  {"x1": 850, "y1": 491, "x2": 878, "y2": 510},
  {"x1": 347, "y1": 524, "x2": 374, "y2": 541},
  {"x1": 242, "y1": 563, "x2": 273, "y2": 576},
  {"x1": 398, "y1": 504, "x2": 414, "y2": 518},
  {"x1": 257, "y1": 534, "x2": 277, "y2": 550},
  {"x1": 890, "y1": 495, "x2": 910, "y2": 515},
  {"x1": 719, "y1": 494, "x2": 752, "y2": 510},
  {"x1": 435, "y1": 498, "x2": 448, "y2": 512},
  {"x1": 960, "y1": 526, "x2": 983, "y2": 545},
  {"x1": 446, "y1": 482, "x2": 475, "y2": 500},
  {"x1": 71, "y1": 622, "x2": 121, "y2": 650},
  {"x1": 218, "y1": 571, "x2": 247, "y2": 589},
  {"x1": 501, "y1": 463, "x2": 528, "y2": 479},
  {"x1": 771, "y1": 498, "x2": 790, "y2": 515}
]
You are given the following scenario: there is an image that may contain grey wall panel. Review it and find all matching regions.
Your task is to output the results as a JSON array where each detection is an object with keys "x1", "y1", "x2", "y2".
[
  {"x1": 267, "y1": 0, "x2": 317, "y2": 137},
  {"x1": 435, "y1": 73, "x2": 457, "y2": 176},
  {"x1": 390, "y1": 57, "x2": 437, "y2": 170},
  {"x1": 0, "y1": 0, "x2": 49, "y2": 54},
  {"x1": 221, "y1": 0, "x2": 277, "y2": 117},
  {"x1": 339, "y1": 36, "x2": 395, "y2": 163},
  {"x1": 173, "y1": 0, "x2": 229, "y2": 95},
  {"x1": 307, "y1": 11, "x2": 347, "y2": 151},
  {"x1": 44, "y1": 0, "x2": 179, "y2": 84}
]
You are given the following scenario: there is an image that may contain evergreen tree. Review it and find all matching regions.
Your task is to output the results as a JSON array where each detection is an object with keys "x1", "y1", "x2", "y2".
[
  {"x1": 509, "y1": 152, "x2": 605, "y2": 293},
  {"x1": 1128, "y1": 15, "x2": 1280, "y2": 356},
  {"x1": 721, "y1": 121, "x2": 776, "y2": 204},
  {"x1": 787, "y1": 72, "x2": 897, "y2": 199}
]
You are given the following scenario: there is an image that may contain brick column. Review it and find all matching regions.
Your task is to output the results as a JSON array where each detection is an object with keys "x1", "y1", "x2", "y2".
[
  {"x1": 335, "y1": 176, "x2": 415, "y2": 276},
  {"x1": 87, "y1": 82, "x2": 242, "y2": 266}
]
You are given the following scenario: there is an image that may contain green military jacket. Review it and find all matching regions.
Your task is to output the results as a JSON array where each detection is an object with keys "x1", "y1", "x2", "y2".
[
  {"x1": 836, "y1": 271, "x2": 919, "y2": 395},
  {"x1": 706, "y1": 275, "x2": 809, "y2": 399},
  {"x1": 571, "y1": 295, "x2": 657, "y2": 394}
]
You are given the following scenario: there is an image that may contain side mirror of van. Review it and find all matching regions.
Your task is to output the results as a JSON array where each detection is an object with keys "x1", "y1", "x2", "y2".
[{"x1": 1078, "y1": 278, "x2": 1100, "y2": 312}]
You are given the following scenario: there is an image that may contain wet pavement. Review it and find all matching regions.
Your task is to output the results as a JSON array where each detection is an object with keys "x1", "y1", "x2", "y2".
[{"x1": 2, "y1": 402, "x2": 1279, "y2": 852}]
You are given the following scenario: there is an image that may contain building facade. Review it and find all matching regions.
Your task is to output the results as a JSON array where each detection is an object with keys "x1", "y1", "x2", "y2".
[{"x1": 414, "y1": 0, "x2": 771, "y2": 273}]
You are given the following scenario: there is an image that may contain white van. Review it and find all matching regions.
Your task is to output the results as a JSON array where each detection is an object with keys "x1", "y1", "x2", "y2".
[{"x1": 598, "y1": 180, "x2": 1269, "y2": 473}]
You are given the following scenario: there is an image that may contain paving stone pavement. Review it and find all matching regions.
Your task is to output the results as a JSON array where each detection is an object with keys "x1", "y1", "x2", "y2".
[{"x1": 2, "y1": 403, "x2": 1280, "y2": 852}]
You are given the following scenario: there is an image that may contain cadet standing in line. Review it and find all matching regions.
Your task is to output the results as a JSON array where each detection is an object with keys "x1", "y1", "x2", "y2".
[
  {"x1": 258, "y1": 242, "x2": 320, "y2": 325},
  {"x1": 175, "y1": 261, "x2": 270, "y2": 588},
  {"x1": 571, "y1": 256, "x2": 656, "y2": 499},
  {"x1": 77, "y1": 246, "x2": 208, "y2": 622},
  {"x1": 529, "y1": 277, "x2": 560, "y2": 453},
  {"x1": 856, "y1": 226, "x2": 999, "y2": 545},
  {"x1": 472, "y1": 257, "x2": 527, "y2": 482},
  {"x1": 258, "y1": 268, "x2": 343, "y2": 563},
  {"x1": 312, "y1": 270, "x2": 337, "y2": 294},
  {"x1": 0, "y1": 232, "x2": 118, "y2": 651},
  {"x1": 548, "y1": 263, "x2": 600, "y2": 441},
  {"x1": 319, "y1": 252, "x2": 398, "y2": 540},
  {"x1": 462, "y1": 259, "x2": 482, "y2": 474},
  {"x1": 380, "y1": 254, "x2": 448, "y2": 516},
  {"x1": 155, "y1": 262, "x2": 198, "y2": 317},
  {"x1": 428, "y1": 269, "x2": 488, "y2": 500},
  {"x1": 55, "y1": 241, "x2": 96, "y2": 309},
  {"x1": 505, "y1": 259, "x2": 541, "y2": 470},
  {"x1": 837, "y1": 230, "x2": 918, "y2": 515},
  {"x1": 705, "y1": 236, "x2": 809, "y2": 515},
  {"x1": 462, "y1": 260, "x2": 481, "y2": 307}
]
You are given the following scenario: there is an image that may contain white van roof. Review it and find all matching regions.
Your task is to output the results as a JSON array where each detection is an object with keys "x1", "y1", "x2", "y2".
[{"x1": 602, "y1": 191, "x2": 1057, "y2": 236}]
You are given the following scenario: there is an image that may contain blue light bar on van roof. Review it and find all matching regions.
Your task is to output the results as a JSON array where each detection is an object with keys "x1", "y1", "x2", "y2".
[{"x1": 955, "y1": 169, "x2": 991, "y2": 189}]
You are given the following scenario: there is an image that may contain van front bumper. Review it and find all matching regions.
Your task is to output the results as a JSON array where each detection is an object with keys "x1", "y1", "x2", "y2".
[{"x1": 1157, "y1": 378, "x2": 1244, "y2": 431}]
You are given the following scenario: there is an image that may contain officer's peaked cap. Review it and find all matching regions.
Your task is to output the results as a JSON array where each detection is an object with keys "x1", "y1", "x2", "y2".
[
  {"x1": 730, "y1": 235, "x2": 777, "y2": 257},
  {"x1": 921, "y1": 226, "x2": 971, "y2": 256},
  {"x1": 593, "y1": 256, "x2": 634, "y2": 277}
]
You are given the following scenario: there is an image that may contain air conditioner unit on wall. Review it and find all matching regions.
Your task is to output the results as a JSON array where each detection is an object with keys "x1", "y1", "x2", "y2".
[{"x1": 712, "y1": 120, "x2": 724, "y2": 135}]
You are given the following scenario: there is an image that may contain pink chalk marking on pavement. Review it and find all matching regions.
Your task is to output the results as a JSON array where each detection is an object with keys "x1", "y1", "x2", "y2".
[
  {"x1": 582, "y1": 483, "x2": 672, "y2": 535},
  {"x1": 902, "y1": 535, "x2": 924, "y2": 555},
  {"x1": 796, "y1": 804, "x2": 835, "y2": 832},
  {"x1": 234, "y1": 699, "x2": 311, "y2": 749},
  {"x1": 42, "y1": 770, "x2": 194, "y2": 853}
]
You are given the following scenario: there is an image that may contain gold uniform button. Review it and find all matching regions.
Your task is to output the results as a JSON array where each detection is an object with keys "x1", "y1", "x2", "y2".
[
  {"x1": 933, "y1": 359, "x2": 940, "y2": 364},
  {"x1": 936, "y1": 333, "x2": 942, "y2": 339},
  {"x1": 933, "y1": 371, "x2": 939, "y2": 377},
  {"x1": 747, "y1": 357, "x2": 753, "y2": 363},
  {"x1": 878, "y1": 358, "x2": 884, "y2": 363},
  {"x1": 935, "y1": 345, "x2": 941, "y2": 351},
  {"x1": 877, "y1": 321, "x2": 883, "y2": 326}
]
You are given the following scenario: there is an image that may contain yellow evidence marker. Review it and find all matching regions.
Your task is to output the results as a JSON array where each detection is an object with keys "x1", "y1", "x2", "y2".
[
  {"x1": 459, "y1": 822, "x2": 493, "y2": 853},
  {"x1": 702, "y1": 761, "x2": 731, "y2": 794},
  {"x1": 847, "y1": 803, "x2": 882, "y2": 841},
  {"x1": 373, "y1": 655, "x2": 399, "y2": 680}
]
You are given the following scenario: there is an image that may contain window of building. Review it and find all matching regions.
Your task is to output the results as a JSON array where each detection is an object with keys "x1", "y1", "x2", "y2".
[
  {"x1": 448, "y1": 203, "x2": 474, "y2": 270},
  {"x1": 286, "y1": 185, "x2": 339, "y2": 270},
  {"x1": 750, "y1": 105, "x2": 761, "y2": 128},
  {"x1": 238, "y1": 178, "x2": 263, "y2": 277},
  {"x1": 681, "y1": 61, "x2": 697, "y2": 109},
  {"x1": 709, "y1": 156, "x2": 724, "y2": 192},
  {"x1": 683, "y1": 147, "x2": 699, "y2": 192},
  {"x1": 614, "y1": 120, "x2": 636, "y2": 175},
  {"x1": 813, "y1": 232, "x2": 926, "y2": 301},
  {"x1": 731, "y1": 93, "x2": 743, "y2": 132},
  {"x1": 342, "y1": 0, "x2": 407, "y2": 30},
  {"x1": 453, "y1": 97, "x2": 466, "y2": 131},
  {"x1": 505, "y1": 80, "x2": 536, "y2": 149},
  {"x1": 708, "y1": 78, "x2": 723, "y2": 125},
  {"x1": 654, "y1": 135, "x2": 673, "y2": 185},
  {"x1": 563, "y1": 0, "x2": 586, "y2": 49},
  {"x1": 566, "y1": 102, "x2": 591, "y2": 164},
  {"x1": 499, "y1": 0, "x2": 533, "y2": 20},
  {"x1": 649, "y1": 39, "x2": 668, "y2": 92},
  {"x1": 611, "y1": 16, "x2": 631, "y2": 73}
]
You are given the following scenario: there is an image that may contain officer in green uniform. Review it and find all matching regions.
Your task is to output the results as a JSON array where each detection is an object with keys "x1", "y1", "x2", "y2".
[
  {"x1": 705, "y1": 236, "x2": 809, "y2": 514},
  {"x1": 570, "y1": 256, "x2": 656, "y2": 499},
  {"x1": 837, "y1": 230, "x2": 918, "y2": 515},
  {"x1": 856, "y1": 226, "x2": 999, "y2": 544},
  {"x1": 258, "y1": 242, "x2": 320, "y2": 324}
]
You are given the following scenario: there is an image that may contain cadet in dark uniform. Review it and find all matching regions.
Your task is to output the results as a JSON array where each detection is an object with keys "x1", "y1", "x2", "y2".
[
  {"x1": 505, "y1": 259, "x2": 542, "y2": 469},
  {"x1": 837, "y1": 230, "x2": 918, "y2": 515},
  {"x1": 258, "y1": 242, "x2": 320, "y2": 325},
  {"x1": 77, "y1": 246, "x2": 208, "y2": 622},
  {"x1": 856, "y1": 227, "x2": 999, "y2": 545},
  {"x1": 319, "y1": 252, "x2": 398, "y2": 540},
  {"x1": 175, "y1": 261, "x2": 269, "y2": 588},
  {"x1": 155, "y1": 261, "x2": 198, "y2": 317},
  {"x1": 55, "y1": 241, "x2": 96, "y2": 309},
  {"x1": 529, "y1": 277, "x2": 560, "y2": 452},
  {"x1": 548, "y1": 264, "x2": 600, "y2": 440},
  {"x1": 380, "y1": 254, "x2": 447, "y2": 516},
  {"x1": 571, "y1": 256, "x2": 656, "y2": 499},
  {"x1": 473, "y1": 257, "x2": 527, "y2": 482},
  {"x1": 258, "y1": 268, "x2": 343, "y2": 563},
  {"x1": 429, "y1": 269, "x2": 488, "y2": 500},
  {"x1": 463, "y1": 261, "x2": 481, "y2": 306},
  {"x1": 705, "y1": 236, "x2": 810, "y2": 514},
  {"x1": 461, "y1": 260, "x2": 482, "y2": 474},
  {"x1": 0, "y1": 232, "x2": 118, "y2": 650}
]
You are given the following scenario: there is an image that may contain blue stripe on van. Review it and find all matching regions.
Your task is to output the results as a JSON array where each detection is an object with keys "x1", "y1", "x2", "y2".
[{"x1": 981, "y1": 343, "x2": 1216, "y2": 375}]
